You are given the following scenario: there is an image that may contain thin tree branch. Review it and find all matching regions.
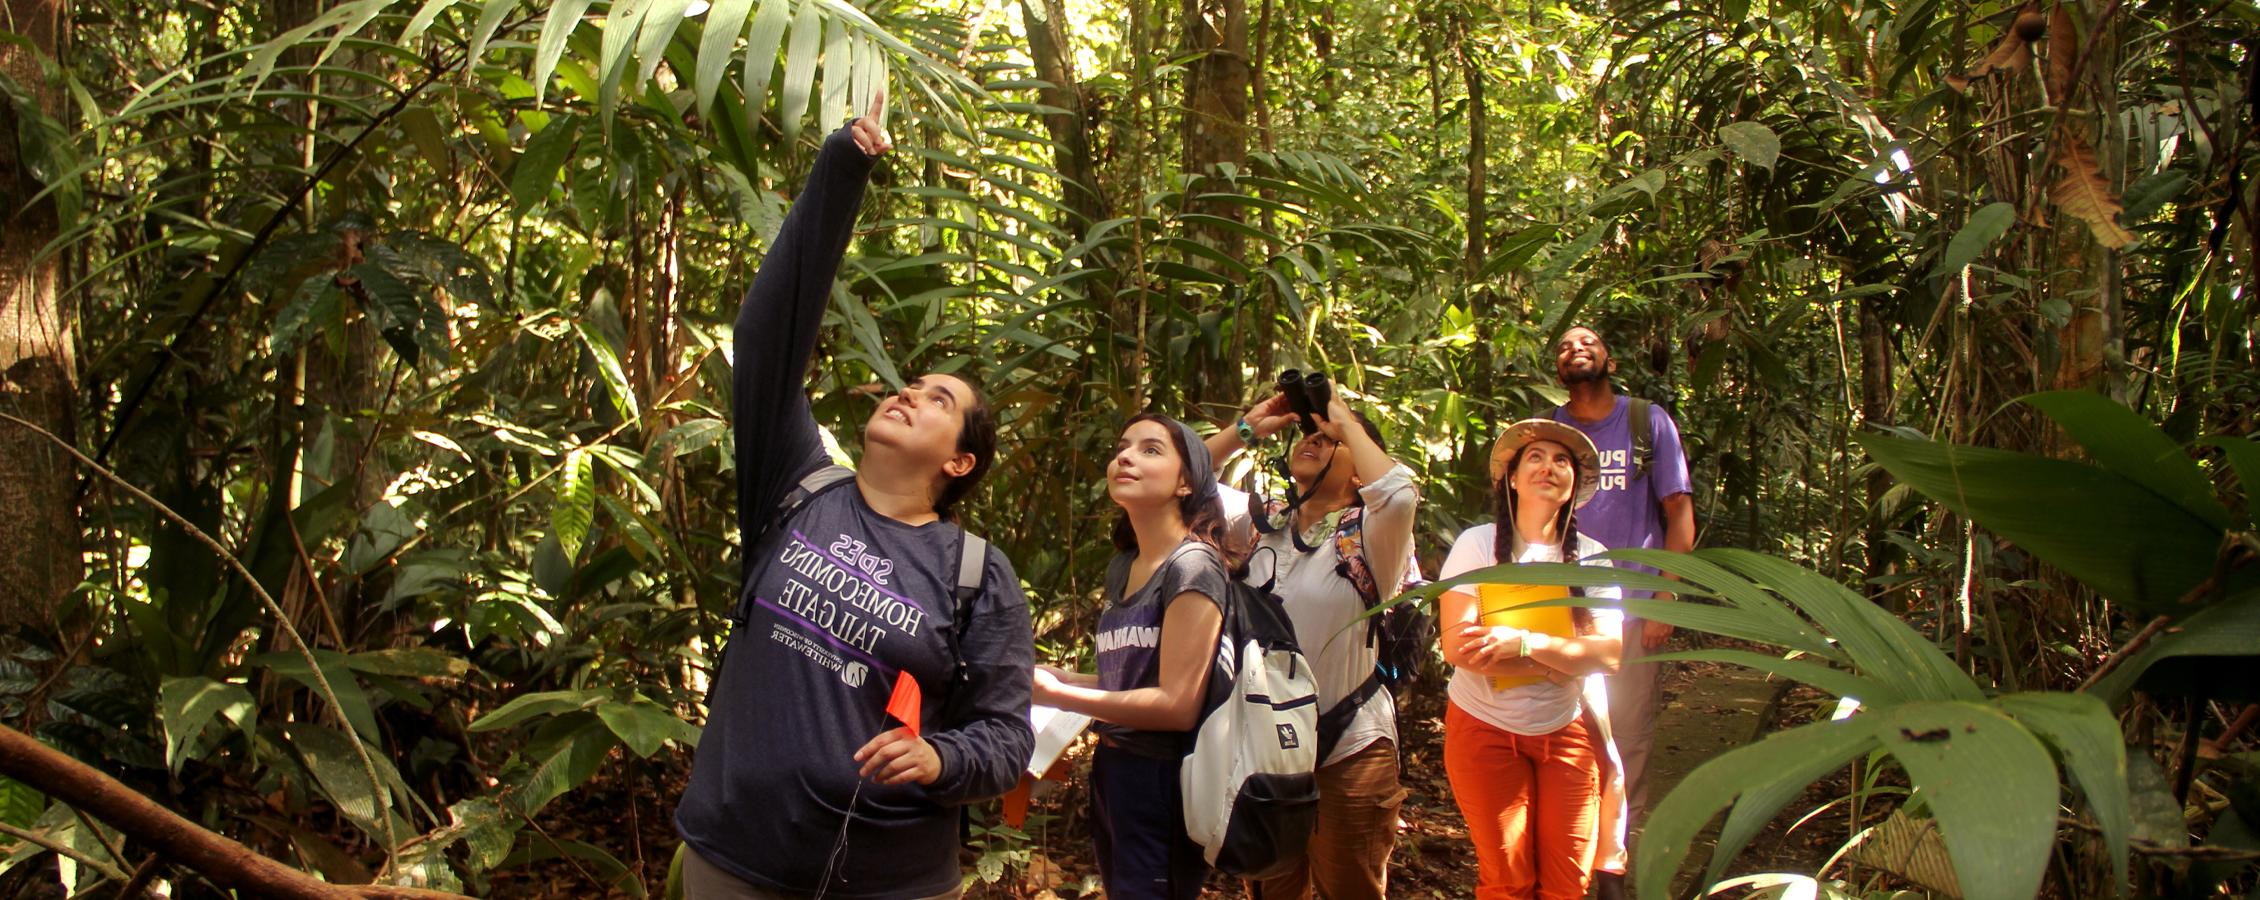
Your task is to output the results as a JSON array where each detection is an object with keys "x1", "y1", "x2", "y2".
[
  {"x1": 0, "y1": 411, "x2": 400, "y2": 856},
  {"x1": 0, "y1": 820, "x2": 130, "y2": 882},
  {"x1": 0, "y1": 725, "x2": 460, "y2": 899}
]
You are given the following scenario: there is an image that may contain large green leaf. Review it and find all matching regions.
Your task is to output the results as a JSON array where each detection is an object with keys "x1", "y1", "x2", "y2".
[
  {"x1": 1638, "y1": 716, "x2": 1880, "y2": 900},
  {"x1": 2090, "y1": 587, "x2": 2260, "y2": 704},
  {"x1": 778, "y1": 0, "x2": 821, "y2": 144},
  {"x1": 1642, "y1": 648, "x2": 1900, "y2": 706},
  {"x1": 740, "y1": 0, "x2": 793, "y2": 122},
  {"x1": 2201, "y1": 435, "x2": 2260, "y2": 529},
  {"x1": 283, "y1": 723, "x2": 403, "y2": 842},
  {"x1": 1721, "y1": 550, "x2": 1978, "y2": 702},
  {"x1": 1937, "y1": 201, "x2": 2015, "y2": 279},
  {"x1": 1858, "y1": 433, "x2": 2224, "y2": 614},
  {"x1": 1872, "y1": 702, "x2": 2059, "y2": 900},
  {"x1": 695, "y1": 0, "x2": 760, "y2": 116},
  {"x1": 250, "y1": 649, "x2": 381, "y2": 743},
  {"x1": 2022, "y1": 391, "x2": 2232, "y2": 529},
  {"x1": 470, "y1": 688, "x2": 607, "y2": 733},
  {"x1": 1996, "y1": 691, "x2": 2130, "y2": 894},
  {"x1": 158, "y1": 675, "x2": 255, "y2": 774},
  {"x1": 1718, "y1": 121, "x2": 1780, "y2": 171},
  {"x1": 530, "y1": 0, "x2": 599, "y2": 107},
  {"x1": 593, "y1": 696, "x2": 702, "y2": 757},
  {"x1": 510, "y1": 114, "x2": 581, "y2": 216},
  {"x1": 554, "y1": 447, "x2": 595, "y2": 561}
]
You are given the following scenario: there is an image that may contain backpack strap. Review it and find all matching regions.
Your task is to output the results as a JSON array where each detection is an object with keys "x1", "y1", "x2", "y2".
[
  {"x1": 1628, "y1": 398, "x2": 1654, "y2": 480},
  {"x1": 944, "y1": 529, "x2": 988, "y2": 688}
]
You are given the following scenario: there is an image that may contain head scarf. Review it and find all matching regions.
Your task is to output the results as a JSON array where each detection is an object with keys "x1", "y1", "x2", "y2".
[{"x1": 1153, "y1": 415, "x2": 1219, "y2": 505}]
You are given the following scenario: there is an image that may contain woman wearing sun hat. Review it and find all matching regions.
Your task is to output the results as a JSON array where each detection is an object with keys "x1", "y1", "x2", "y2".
[{"x1": 1435, "y1": 419, "x2": 1628, "y2": 900}]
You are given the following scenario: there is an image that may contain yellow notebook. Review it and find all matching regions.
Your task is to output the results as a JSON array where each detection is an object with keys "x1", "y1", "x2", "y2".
[{"x1": 1475, "y1": 583, "x2": 1577, "y2": 691}]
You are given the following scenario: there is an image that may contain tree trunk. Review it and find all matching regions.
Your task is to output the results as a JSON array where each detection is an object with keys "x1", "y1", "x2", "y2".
[
  {"x1": 1180, "y1": 0, "x2": 1247, "y2": 401},
  {"x1": 0, "y1": 0, "x2": 78, "y2": 625},
  {"x1": 1859, "y1": 296, "x2": 1898, "y2": 603},
  {"x1": 1021, "y1": 0, "x2": 1106, "y2": 232}
]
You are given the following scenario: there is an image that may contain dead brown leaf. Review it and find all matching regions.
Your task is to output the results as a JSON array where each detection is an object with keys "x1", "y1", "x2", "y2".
[
  {"x1": 2046, "y1": 3, "x2": 2077, "y2": 103},
  {"x1": 1949, "y1": 1, "x2": 2043, "y2": 92},
  {"x1": 2051, "y1": 130, "x2": 2138, "y2": 248}
]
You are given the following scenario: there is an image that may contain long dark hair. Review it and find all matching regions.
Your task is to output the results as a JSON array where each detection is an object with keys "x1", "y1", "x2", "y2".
[
  {"x1": 1491, "y1": 442, "x2": 1595, "y2": 633},
  {"x1": 934, "y1": 374, "x2": 997, "y2": 520},
  {"x1": 1110, "y1": 413, "x2": 1243, "y2": 569}
]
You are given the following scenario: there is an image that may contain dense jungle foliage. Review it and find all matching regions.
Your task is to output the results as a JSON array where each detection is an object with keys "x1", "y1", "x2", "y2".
[{"x1": 0, "y1": 0, "x2": 2256, "y2": 896}]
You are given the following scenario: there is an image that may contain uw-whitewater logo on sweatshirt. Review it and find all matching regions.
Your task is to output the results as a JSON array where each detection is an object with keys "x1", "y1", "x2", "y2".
[
  {"x1": 1275, "y1": 723, "x2": 1300, "y2": 750},
  {"x1": 840, "y1": 661, "x2": 868, "y2": 687}
]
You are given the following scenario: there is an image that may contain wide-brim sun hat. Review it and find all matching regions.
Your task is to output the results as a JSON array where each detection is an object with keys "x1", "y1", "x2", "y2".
[{"x1": 1488, "y1": 418, "x2": 1603, "y2": 509}]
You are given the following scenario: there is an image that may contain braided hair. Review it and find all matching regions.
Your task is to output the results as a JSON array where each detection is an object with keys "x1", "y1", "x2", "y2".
[{"x1": 1490, "y1": 443, "x2": 1597, "y2": 635}]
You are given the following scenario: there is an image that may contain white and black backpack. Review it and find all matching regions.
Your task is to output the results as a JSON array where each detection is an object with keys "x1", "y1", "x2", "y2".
[{"x1": 1180, "y1": 563, "x2": 1321, "y2": 879}]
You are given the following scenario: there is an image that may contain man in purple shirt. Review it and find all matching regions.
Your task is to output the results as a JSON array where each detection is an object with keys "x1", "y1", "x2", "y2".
[{"x1": 1546, "y1": 325, "x2": 1696, "y2": 892}]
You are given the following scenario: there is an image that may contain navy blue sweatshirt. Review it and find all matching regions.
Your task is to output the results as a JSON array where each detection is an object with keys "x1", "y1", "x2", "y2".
[{"x1": 675, "y1": 124, "x2": 1036, "y2": 899}]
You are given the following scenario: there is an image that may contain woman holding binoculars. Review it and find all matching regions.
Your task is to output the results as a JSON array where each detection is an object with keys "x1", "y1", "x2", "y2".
[{"x1": 1206, "y1": 372, "x2": 1417, "y2": 900}]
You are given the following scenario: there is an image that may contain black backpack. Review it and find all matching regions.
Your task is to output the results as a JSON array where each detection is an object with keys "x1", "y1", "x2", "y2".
[{"x1": 723, "y1": 466, "x2": 987, "y2": 688}]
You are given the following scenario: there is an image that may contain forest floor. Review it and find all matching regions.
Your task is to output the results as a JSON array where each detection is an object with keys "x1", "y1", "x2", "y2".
[{"x1": 494, "y1": 639, "x2": 1864, "y2": 898}]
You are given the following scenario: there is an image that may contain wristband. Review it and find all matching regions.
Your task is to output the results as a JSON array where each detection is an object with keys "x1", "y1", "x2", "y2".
[
  {"x1": 1518, "y1": 635, "x2": 1533, "y2": 657},
  {"x1": 1236, "y1": 418, "x2": 1257, "y2": 443}
]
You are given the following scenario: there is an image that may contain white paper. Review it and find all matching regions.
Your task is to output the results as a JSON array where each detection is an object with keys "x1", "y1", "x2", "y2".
[{"x1": 1026, "y1": 704, "x2": 1092, "y2": 777}]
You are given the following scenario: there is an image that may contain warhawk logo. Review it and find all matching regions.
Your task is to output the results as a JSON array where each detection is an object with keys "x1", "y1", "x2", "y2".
[
  {"x1": 840, "y1": 661, "x2": 868, "y2": 688},
  {"x1": 1275, "y1": 723, "x2": 1300, "y2": 750}
]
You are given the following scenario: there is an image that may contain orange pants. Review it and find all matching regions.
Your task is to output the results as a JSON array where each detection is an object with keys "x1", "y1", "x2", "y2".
[{"x1": 1444, "y1": 703, "x2": 1602, "y2": 900}]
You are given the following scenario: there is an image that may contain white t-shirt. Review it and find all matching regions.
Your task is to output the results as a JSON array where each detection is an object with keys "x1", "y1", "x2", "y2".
[
  {"x1": 1222, "y1": 464, "x2": 1418, "y2": 766},
  {"x1": 1437, "y1": 524, "x2": 1623, "y2": 736}
]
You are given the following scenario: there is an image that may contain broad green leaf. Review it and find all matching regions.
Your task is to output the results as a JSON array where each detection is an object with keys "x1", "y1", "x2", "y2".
[
  {"x1": 740, "y1": 0, "x2": 793, "y2": 121},
  {"x1": 778, "y1": 0, "x2": 821, "y2": 144},
  {"x1": 554, "y1": 448, "x2": 595, "y2": 560},
  {"x1": 531, "y1": 0, "x2": 599, "y2": 107},
  {"x1": 466, "y1": 0, "x2": 523, "y2": 67},
  {"x1": 596, "y1": 0, "x2": 655, "y2": 124},
  {"x1": 446, "y1": 795, "x2": 521, "y2": 870},
  {"x1": 2022, "y1": 391, "x2": 2231, "y2": 529},
  {"x1": 1937, "y1": 201, "x2": 2015, "y2": 279},
  {"x1": 344, "y1": 261, "x2": 426, "y2": 364},
  {"x1": 0, "y1": 776, "x2": 41, "y2": 829},
  {"x1": 593, "y1": 696, "x2": 702, "y2": 757},
  {"x1": 2090, "y1": 587, "x2": 2260, "y2": 704},
  {"x1": 1873, "y1": 702, "x2": 2059, "y2": 900},
  {"x1": 283, "y1": 723, "x2": 389, "y2": 836},
  {"x1": 509, "y1": 713, "x2": 619, "y2": 816},
  {"x1": 1859, "y1": 433, "x2": 2225, "y2": 614},
  {"x1": 819, "y1": 18, "x2": 851, "y2": 130},
  {"x1": 1641, "y1": 648, "x2": 1900, "y2": 706},
  {"x1": 509, "y1": 114, "x2": 581, "y2": 216},
  {"x1": 1535, "y1": 220, "x2": 1608, "y2": 286},
  {"x1": 695, "y1": 0, "x2": 760, "y2": 116},
  {"x1": 2202, "y1": 435, "x2": 2260, "y2": 529},
  {"x1": 1726, "y1": 118, "x2": 1780, "y2": 169},
  {"x1": 346, "y1": 647, "x2": 472, "y2": 679},
  {"x1": 1721, "y1": 550, "x2": 1978, "y2": 702},
  {"x1": 575, "y1": 321, "x2": 640, "y2": 420},
  {"x1": 469, "y1": 688, "x2": 606, "y2": 732},
  {"x1": 1605, "y1": 548, "x2": 1840, "y2": 661},
  {"x1": 251, "y1": 650, "x2": 381, "y2": 743},
  {"x1": 402, "y1": 0, "x2": 459, "y2": 42},
  {"x1": 1996, "y1": 692, "x2": 2129, "y2": 894},
  {"x1": 1638, "y1": 716, "x2": 1879, "y2": 900},
  {"x1": 653, "y1": 418, "x2": 727, "y2": 459},
  {"x1": 634, "y1": 0, "x2": 694, "y2": 95},
  {"x1": 1706, "y1": 723, "x2": 1868, "y2": 888},
  {"x1": 158, "y1": 676, "x2": 255, "y2": 774}
]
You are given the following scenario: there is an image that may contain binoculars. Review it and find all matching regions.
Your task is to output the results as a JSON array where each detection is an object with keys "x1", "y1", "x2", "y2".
[{"x1": 1276, "y1": 369, "x2": 1333, "y2": 434}]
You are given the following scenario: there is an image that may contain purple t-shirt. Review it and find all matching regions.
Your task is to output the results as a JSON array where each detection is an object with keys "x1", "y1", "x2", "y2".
[{"x1": 1550, "y1": 395, "x2": 1692, "y2": 594}]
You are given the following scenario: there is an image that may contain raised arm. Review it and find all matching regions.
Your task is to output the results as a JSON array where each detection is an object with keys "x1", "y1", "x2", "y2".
[{"x1": 733, "y1": 98, "x2": 891, "y2": 551}]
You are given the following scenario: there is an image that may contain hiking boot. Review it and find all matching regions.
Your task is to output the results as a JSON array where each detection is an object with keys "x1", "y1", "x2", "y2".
[{"x1": 1592, "y1": 870, "x2": 1627, "y2": 900}]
